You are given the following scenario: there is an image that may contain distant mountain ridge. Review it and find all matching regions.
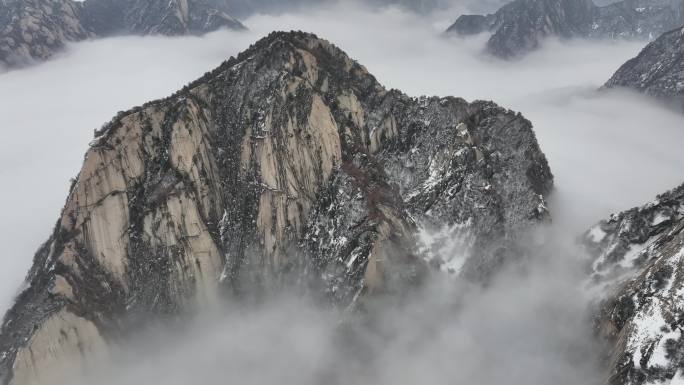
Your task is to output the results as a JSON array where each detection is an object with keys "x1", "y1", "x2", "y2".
[
  {"x1": 222, "y1": 0, "x2": 456, "y2": 17},
  {"x1": 447, "y1": 0, "x2": 684, "y2": 58},
  {"x1": 604, "y1": 26, "x2": 684, "y2": 111},
  {"x1": 0, "y1": 0, "x2": 245, "y2": 68}
]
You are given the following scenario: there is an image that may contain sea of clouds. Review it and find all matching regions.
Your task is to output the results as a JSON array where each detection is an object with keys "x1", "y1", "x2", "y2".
[{"x1": 1, "y1": 1, "x2": 683, "y2": 383}]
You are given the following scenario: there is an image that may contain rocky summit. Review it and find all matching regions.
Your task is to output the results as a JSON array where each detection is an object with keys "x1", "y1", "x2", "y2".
[
  {"x1": 604, "y1": 26, "x2": 684, "y2": 111},
  {"x1": 0, "y1": 31, "x2": 552, "y2": 384},
  {"x1": 446, "y1": 0, "x2": 684, "y2": 59},
  {"x1": 583, "y1": 183, "x2": 684, "y2": 385},
  {"x1": 0, "y1": 0, "x2": 245, "y2": 68}
]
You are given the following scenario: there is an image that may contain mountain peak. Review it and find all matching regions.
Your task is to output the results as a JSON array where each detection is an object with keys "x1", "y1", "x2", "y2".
[
  {"x1": 0, "y1": 32, "x2": 552, "y2": 385},
  {"x1": 225, "y1": 30, "x2": 369, "y2": 77},
  {"x1": 447, "y1": 0, "x2": 684, "y2": 59},
  {"x1": 604, "y1": 26, "x2": 684, "y2": 111},
  {"x1": 93, "y1": 30, "x2": 380, "y2": 144}
]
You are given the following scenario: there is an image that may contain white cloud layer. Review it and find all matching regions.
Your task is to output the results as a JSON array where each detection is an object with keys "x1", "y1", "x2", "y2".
[{"x1": 1, "y1": 2, "x2": 683, "y2": 384}]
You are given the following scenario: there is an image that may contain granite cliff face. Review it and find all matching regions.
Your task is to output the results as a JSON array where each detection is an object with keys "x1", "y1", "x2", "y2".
[
  {"x1": 0, "y1": 31, "x2": 552, "y2": 384},
  {"x1": 584, "y1": 184, "x2": 684, "y2": 385},
  {"x1": 0, "y1": 0, "x2": 245, "y2": 68},
  {"x1": 446, "y1": 0, "x2": 684, "y2": 59},
  {"x1": 604, "y1": 26, "x2": 684, "y2": 111}
]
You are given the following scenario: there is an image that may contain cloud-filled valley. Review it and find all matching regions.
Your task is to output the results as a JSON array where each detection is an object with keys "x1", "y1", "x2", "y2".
[{"x1": 1, "y1": 2, "x2": 684, "y2": 384}]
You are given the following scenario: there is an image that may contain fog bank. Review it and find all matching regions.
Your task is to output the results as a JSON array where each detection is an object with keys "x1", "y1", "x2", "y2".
[
  {"x1": 1, "y1": 2, "x2": 683, "y2": 384},
  {"x1": 71, "y1": 251, "x2": 601, "y2": 385}
]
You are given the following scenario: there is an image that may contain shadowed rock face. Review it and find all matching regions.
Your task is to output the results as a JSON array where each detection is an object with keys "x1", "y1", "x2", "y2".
[
  {"x1": 0, "y1": 0, "x2": 245, "y2": 68},
  {"x1": 583, "y1": 184, "x2": 684, "y2": 385},
  {"x1": 0, "y1": 31, "x2": 552, "y2": 385},
  {"x1": 604, "y1": 27, "x2": 684, "y2": 111},
  {"x1": 446, "y1": 0, "x2": 684, "y2": 59}
]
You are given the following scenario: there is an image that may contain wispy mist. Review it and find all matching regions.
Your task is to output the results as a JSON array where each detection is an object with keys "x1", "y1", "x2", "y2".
[
  {"x1": 1, "y1": 1, "x2": 683, "y2": 384},
  {"x1": 68, "y1": 240, "x2": 600, "y2": 385},
  {"x1": 222, "y1": 0, "x2": 512, "y2": 18}
]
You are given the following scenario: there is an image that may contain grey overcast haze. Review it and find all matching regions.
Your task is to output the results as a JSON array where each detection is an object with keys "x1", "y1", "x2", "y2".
[{"x1": 1, "y1": 1, "x2": 684, "y2": 384}]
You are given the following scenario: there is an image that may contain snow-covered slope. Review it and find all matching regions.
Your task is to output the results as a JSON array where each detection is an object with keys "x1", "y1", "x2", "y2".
[
  {"x1": 604, "y1": 27, "x2": 684, "y2": 111},
  {"x1": 584, "y1": 183, "x2": 684, "y2": 385}
]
